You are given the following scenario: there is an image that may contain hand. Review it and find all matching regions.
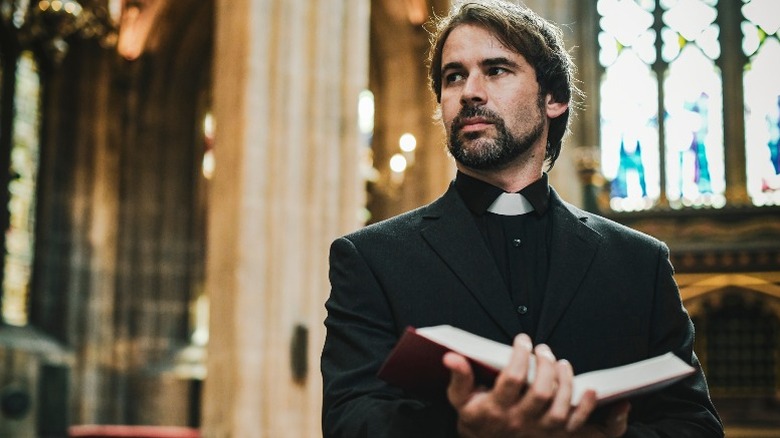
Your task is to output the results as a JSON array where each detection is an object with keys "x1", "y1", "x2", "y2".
[{"x1": 443, "y1": 333, "x2": 630, "y2": 438}]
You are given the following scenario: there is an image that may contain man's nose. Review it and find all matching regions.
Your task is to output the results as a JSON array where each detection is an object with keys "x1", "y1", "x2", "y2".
[{"x1": 460, "y1": 74, "x2": 487, "y2": 106}]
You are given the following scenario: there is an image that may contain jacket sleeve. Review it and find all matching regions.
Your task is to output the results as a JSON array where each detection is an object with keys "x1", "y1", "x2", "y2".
[
  {"x1": 321, "y1": 236, "x2": 457, "y2": 438},
  {"x1": 623, "y1": 242, "x2": 724, "y2": 437}
]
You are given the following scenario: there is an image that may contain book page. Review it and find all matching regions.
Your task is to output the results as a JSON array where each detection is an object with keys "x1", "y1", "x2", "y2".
[
  {"x1": 417, "y1": 325, "x2": 511, "y2": 369},
  {"x1": 570, "y1": 352, "x2": 695, "y2": 405},
  {"x1": 417, "y1": 325, "x2": 537, "y2": 381}
]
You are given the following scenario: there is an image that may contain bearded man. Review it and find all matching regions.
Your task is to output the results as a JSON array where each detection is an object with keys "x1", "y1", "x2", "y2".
[{"x1": 321, "y1": 1, "x2": 723, "y2": 437}]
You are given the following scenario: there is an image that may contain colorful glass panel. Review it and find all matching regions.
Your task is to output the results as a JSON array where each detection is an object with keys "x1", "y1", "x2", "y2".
[
  {"x1": 662, "y1": 0, "x2": 725, "y2": 208},
  {"x1": 599, "y1": 0, "x2": 733, "y2": 211},
  {"x1": 742, "y1": 0, "x2": 780, "y2": 206},
  {"x1": 662, "y1": 49, "x2": 726, "y2": 208},
  {"x1": 1, "y1": 51, "x2": 41, "y2": 326},
  {"x1": 598, "y1": 0, "x2": 661, "y2": 211}
]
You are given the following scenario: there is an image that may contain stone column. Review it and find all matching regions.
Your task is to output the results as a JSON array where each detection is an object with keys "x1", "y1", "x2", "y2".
[
  {"x1": 202, "y1": 1, "x2": 369, "y2": 437},
  {"x1": 367, "y1": 0, "x2": 452, "y2": 223}
]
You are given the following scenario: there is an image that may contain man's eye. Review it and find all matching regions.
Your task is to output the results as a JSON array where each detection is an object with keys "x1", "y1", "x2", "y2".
[
  {"x1": 444, "y1": 72, "x2": 465, "y2": 84},
  {"x1": 487, "y1": 66, "x2": 507, "y2": 76}
]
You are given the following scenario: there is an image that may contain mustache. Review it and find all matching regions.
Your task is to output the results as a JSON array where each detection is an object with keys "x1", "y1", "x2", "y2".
[{"x1": 451, "y1": 106, "x2": 502, "y2": 131}]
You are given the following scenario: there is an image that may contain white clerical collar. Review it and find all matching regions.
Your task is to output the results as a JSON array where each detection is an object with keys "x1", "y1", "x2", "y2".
[{"x1": 487, "y1": 192, "x2": 535, "y2": 216}]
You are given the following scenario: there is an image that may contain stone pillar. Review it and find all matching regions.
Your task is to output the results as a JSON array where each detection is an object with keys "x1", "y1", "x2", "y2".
[
  {"x1": 367, "y1": 0, "x2": 452, "y2": 223},
  {"x1": 202, "y1": 0, "x2": 369, "y2": 436},
  {"x1": 717, "y1": 0, "x2": 750, "y2": 206},
  {"x1": 33, "y1": 0, "x2": 213, "y2": 426}
]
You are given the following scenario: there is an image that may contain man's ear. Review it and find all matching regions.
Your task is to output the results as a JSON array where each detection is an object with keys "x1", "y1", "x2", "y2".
[{"x1": 545, "y1": 94, "x2": 568, "y2": 118}]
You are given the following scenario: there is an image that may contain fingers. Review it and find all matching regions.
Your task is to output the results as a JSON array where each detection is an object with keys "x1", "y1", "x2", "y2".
[
  {"x1": 446, "y1": 335, "x2": 631, "y2": 436},
  {"x1": 444, "y1": 352, "x2": 476, "y2": 408},
  {"x1": 492, "y1": 333, "x2": 533, "y2": 406},
  {"x1": 540, "y1": 359, "x2": 574, "y2": 428},
  {"x1": 515, "y1": 343, "x2": 558, "y2": 416}
]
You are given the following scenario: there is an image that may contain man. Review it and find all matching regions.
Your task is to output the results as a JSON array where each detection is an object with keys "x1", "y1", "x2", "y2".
[{"x1": 321, "y1": 0, "x2": 723, "y2": 436}]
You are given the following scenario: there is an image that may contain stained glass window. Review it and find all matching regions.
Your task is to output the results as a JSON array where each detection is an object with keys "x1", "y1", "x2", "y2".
[
  {"x1": 662, "y1": 0, "x2": 726, "y2": 208},
  {"x1": 1, "y1": 50, "x2": 41, "y2": 326},
  {"x1": 598, "y1": 0, "x2": 727, "y2": 210},
  {"x1": 742, "y1": 0, "x2": 780, "y2": 206},
  {"x1": 599, "y1": 0, "x2": 660, "y2": 212}
]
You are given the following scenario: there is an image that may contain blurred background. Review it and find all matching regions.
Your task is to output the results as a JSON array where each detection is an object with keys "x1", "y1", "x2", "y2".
[{"x1": 0, "y1": 0, "x2": 777, "y2": 436}]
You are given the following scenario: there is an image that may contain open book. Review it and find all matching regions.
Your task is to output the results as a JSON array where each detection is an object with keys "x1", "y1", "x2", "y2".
[{"x1": 377, "y1": 325, "x2": 695, "y2": 405}]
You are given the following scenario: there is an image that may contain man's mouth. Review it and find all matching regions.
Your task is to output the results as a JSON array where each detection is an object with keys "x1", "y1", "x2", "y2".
[{"x1": 458, "y1": 117, "x2": 494, "y2": 133}]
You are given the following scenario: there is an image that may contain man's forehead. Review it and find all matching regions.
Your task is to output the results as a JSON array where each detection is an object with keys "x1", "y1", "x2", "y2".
[
  {"x1": 442, "y1": 24, "x2": 524, "y2": 64},
  {"x1": 444, "y1": 24, "x2": 512, "y2": 54}
]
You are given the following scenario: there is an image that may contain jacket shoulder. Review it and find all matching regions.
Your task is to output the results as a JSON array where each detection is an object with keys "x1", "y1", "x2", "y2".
[
  {"x1": 339, "y1": 186, "x2": 459, "y2": 243},
  {"x1": 562, "y1": 200, "x2": 667, "y2": 250}
]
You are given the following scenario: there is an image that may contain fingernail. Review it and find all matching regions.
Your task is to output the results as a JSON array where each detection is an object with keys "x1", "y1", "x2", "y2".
[
  {"x1": 514, "y1": 334, "x2": 532, "y2": 350},
  {"x1": 536, "y1": 344, "x2": 555, "y2": 360}
]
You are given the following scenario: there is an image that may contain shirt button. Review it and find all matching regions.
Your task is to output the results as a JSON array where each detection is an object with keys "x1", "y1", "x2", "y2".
[
  {"x1": 512, "y1": 238, "x2": 522, "y2": 247},
  {"x1": 516, "y1": 305, "x2": 528, "y2": 315}
]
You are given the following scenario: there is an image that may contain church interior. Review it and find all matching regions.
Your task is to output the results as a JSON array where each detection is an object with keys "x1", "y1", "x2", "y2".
[{"x1": 0, "y1": 0, "x2": 778, "y2": 436}]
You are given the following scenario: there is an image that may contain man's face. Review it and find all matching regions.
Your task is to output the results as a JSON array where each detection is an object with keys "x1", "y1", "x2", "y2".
[{"x1": 439, "y1": 24, "x2": 554, "y2": 171}]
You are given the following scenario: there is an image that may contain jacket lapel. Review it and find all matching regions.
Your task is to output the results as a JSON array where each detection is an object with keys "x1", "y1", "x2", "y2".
[
  {"x1": 535, "y1": 190, "x2": 603, "y2": 343},
  {"x1": 420, "y1": 186, "x2": 524, "y2": 339}
]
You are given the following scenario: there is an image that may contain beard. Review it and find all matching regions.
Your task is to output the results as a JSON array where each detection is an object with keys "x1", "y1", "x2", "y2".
[{"x1": 447, "y1": 101, "x2": 545, "y2": 171}]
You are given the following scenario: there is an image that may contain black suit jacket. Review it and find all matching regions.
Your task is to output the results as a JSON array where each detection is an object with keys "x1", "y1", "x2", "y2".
[{"x1": 322, "y1": 184, "x2": 723, "y2": 437}]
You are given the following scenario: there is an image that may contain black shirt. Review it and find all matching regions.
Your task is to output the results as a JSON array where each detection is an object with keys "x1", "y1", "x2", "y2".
[{"x1": 454, "y1": 171, "x2": 553, "y2": 340}]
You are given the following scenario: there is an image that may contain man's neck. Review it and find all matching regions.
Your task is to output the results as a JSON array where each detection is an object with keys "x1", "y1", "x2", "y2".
[{"x1": 457, "y1": 163, "x2": 544, "y2": 193}]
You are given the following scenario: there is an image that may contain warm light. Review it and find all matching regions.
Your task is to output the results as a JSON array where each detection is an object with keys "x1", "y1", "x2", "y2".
[
  {"x1": 64, "y1": 1, "x2": 80, "y2": 15},
  {"x1": 358, "y1": 90, "x2": 375, "y2": 135},
  {"x1": 191, "y1": 294, "x2": 209, "y2": 346},
  {"x1": 38, "y1": 0, "x2": 81, "y2": 14},
  {"x1": 203, "y1": 112, "x2": 215, "y2": 141},
  {"x1": 117, "y1": 0, "x2": 164, "y2": 61},
  {"x1": 389, "y1": 153, "x2": 407, "y2": 173},
  {"x1": 202, "y1": 149, "x2": 215, "y2": 180},
  {"x1": 399, "y1": 133, "x2": 417, "y2": 152},
  {"x1": 202, "y1": 112, "x2": 215, "y2": 179},
  {"x1": 404, "y1": 0, "x2": 429, "y2": 25},
  {"x1": 109, "y1": 0, "x2": 123, "y2": 23}
]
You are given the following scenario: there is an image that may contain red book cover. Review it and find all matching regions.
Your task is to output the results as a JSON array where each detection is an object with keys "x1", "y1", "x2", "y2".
[{"x1": 376, "y1": 326, "x2": 501, "y2": 397}]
